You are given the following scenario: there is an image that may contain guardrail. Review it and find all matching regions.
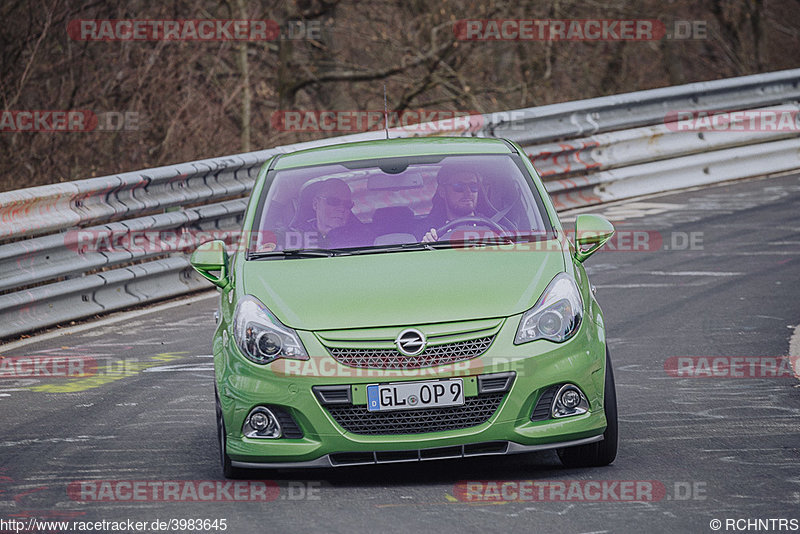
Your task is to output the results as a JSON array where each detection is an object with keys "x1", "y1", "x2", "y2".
[
  {"x1": 526, "y1": 102, "x2": 800, "y2": 209},
  {"x1": 2, "y1": 69, "x2": 799, "y2": 339}
]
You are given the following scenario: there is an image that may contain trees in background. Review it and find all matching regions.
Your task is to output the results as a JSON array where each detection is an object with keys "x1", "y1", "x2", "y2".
[{"x1": 1, "y1": 0, "x2": 796, "y2": 191}]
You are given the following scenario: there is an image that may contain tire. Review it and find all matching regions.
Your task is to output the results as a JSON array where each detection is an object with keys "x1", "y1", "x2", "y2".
[
  {"x1": 216, "y1": 388, "x2": 248, "y2": 479},
  {"x1": 557, "y1": 348, "x2": 618, "y2": 468}
]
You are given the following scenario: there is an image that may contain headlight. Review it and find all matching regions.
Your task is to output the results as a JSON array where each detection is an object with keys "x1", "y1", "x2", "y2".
[
  {"x1": 232, "y1": 295, "x2": 309, "y2": 364},
  {"x1": 515, "y1": 273, "x2": 583, "y2": 344}
]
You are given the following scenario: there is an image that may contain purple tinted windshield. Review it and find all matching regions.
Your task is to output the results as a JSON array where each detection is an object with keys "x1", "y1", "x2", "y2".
[{"x1": 250, "y1": 154, "x2": 549, "y2": 253}]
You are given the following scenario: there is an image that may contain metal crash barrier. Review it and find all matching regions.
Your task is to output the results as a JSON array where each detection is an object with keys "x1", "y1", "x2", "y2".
[{"x1": 1, "y1": 69, "x2": 799, "y2": 338}]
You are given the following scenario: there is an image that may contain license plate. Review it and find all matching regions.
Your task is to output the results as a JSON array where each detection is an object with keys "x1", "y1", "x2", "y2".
[{"x1": 366, "y1": 379, "x2": 464, "y2": 412}]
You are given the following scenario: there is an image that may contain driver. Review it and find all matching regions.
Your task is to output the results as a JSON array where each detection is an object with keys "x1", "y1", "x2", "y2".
[{"x1": 420, "y1": 167, "x2": 482, "y2": 243}]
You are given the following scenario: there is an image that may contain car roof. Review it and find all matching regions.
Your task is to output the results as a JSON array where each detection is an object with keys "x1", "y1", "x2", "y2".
[{"x1": 273, "y1": 137, "x2": 514, "y2": 170}]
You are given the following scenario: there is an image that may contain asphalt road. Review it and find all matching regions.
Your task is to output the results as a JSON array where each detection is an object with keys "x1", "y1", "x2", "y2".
[{"x1": 1, "y1": 173, "x2": 799, "y2": 534}]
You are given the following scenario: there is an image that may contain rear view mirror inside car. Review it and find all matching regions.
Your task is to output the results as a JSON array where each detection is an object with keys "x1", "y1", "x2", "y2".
[{"x1": 367, "y1": 171, "x2": 423, "y2": 190}]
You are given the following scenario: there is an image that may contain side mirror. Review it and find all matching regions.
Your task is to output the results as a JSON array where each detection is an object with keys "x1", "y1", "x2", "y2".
[
  {"x1": 190, "y1": 240, "x2": 230, "y2": 288},
  {"x1": 573, "y1": 214, "x2": 614, "y2": 263}
]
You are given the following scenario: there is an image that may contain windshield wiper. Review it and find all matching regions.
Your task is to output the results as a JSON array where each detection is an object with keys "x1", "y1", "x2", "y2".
[
  {"x1": 247, "y1": 237, "x2": 543, "y2": 259},
  {"x1": 432, "y1": 233, "x2": 544, "y2": 247},
  {"x1": 337, "y1": 242, "x2": 439, "y2": 256},
  {"x1": 247, "y1": 248, "x2": 341, "y2": 260}
]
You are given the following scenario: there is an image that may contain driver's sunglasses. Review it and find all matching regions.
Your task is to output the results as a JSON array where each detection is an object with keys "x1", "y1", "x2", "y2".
[
  {"x1": 322, "y1": 196, "x2": 354, "y2": 209},
  {"x1": 448, "y1": 182, "x2": 479, "y2": 193}
]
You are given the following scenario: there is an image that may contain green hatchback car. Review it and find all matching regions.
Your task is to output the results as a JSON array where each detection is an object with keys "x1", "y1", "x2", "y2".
[{"x1": 191, "y1": 137, "x2": 617, "y2": 477}]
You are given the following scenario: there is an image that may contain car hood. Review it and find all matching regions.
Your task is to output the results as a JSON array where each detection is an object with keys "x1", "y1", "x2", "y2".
[{"x1": 241, "y1": 245, "x2": 565, "y2": 331}]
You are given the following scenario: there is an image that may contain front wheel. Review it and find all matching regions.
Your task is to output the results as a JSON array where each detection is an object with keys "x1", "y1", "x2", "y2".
[
  {"x1": 557, "y1": 348, "x2": 618, "y2": 467},
  {"x1": 216, "y1": 388, "x2": 248, "y2": 479}
]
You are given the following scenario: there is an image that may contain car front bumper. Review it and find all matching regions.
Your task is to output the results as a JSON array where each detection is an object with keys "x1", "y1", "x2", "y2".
[
  {"x1": 230, "y1": 436, "x2": 605, "y2": 469},
  {"x1": 216, "y1": 312, "x2": 609, "y2": 467}
]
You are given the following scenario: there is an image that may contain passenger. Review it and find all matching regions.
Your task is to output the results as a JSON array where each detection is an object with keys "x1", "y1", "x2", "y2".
[{"x1": 295, "y1": 178, "x2": 364, "y2": 247}]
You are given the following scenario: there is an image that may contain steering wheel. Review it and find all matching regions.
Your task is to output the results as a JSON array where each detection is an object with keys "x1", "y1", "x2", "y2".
[{"x1": 436, "y1": 215, "x2": 505, "y2": 241}]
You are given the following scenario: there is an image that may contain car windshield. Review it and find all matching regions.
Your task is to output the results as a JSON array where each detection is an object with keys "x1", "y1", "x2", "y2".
[{"x1": 248, "y1": 153, "x2": 552, "y2": 257}]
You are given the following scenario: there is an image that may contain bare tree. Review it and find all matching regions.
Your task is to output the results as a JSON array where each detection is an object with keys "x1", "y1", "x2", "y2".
[{"x1": 1, "y1": 0, "x2": 798, "y2": 192}]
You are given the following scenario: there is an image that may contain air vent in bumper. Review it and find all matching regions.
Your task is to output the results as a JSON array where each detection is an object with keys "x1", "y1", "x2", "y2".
[{"x1": 329, "y1": 441, "x2": 510, "y2": 466}]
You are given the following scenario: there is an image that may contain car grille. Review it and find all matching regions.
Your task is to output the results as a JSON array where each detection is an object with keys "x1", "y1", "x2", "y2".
[
  {"x1": 326, "y1": 335, "x2": 495, "y2": 369},
  {"x1": 324, "y1": 393, "x2": 505, "y2": 435}
]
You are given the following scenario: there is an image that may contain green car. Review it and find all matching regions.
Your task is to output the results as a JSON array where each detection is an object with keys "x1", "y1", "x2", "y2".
[{"x1": 191, "y1": 137, "x2": 617, "y2": 478}]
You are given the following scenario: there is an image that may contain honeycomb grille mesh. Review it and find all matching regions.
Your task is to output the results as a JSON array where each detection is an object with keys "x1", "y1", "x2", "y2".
[
  {"x1": 327, "y1": 336, "x2": 494, "y2": 369},
  {"x1": 325, "y1": 393, "x2": 505, "y2": 435}
]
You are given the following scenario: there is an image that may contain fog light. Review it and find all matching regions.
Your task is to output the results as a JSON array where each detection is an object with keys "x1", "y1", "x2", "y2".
[
  {"x1": 561, "y1": 389, "x2": 581, "y2": 409},
  {"x1": 551, "y1": 384, "x2": 589, "y2": 418},
  {"x1": 243, "y1": 407, "x2": 282, "y2": 439},
  {"x1": 249, "y1": 412, "x2": 269, "y2": 430}
]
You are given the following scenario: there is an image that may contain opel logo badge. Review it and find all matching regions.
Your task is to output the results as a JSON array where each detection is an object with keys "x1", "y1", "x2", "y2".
[{"x1": 395, "y1": 328, "x2": 426, "y2": 356}]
